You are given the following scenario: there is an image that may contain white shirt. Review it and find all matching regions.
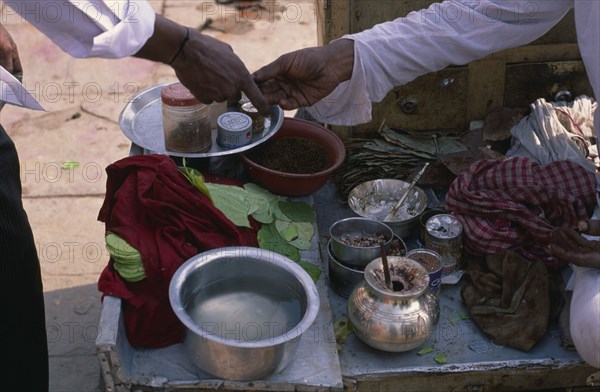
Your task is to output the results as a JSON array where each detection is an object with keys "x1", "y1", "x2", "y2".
[
  {"x1": 309, "y1": 0, "x2": 600, "y2": 141},
  {"x1": 3, "y1": 0, "x2": 155, "y2": 58}
]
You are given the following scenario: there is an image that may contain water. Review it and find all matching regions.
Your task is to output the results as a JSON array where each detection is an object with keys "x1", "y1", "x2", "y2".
[{"x1": 186, "y1": 278, "x2": 303, "y2": 342}]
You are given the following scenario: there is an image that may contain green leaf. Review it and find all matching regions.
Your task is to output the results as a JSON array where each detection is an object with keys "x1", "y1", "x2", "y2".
[
  {"x1": 434, "y1": 352, "x2": 447, "y2": 364},
  {"x1": 417, "y1": 346, "x2": 434, "y2": 356},
  {"x1": 205, "y1": 183, "x2": 252, "y2": 228},
  {"x1": 275, "y1": 221, "x2": 314, "y2": 250},
  {"x1": 333, "y1": 318, "x2": 353, "y2": 351},
  {"x1": 180, "y1": 166, "x2": 213, "y2": 202},
  {"x1": 296, "y1": 260, "x2": 321, "y2": 283},
  {"x1": 257, "y1": 223, "x2": 300, "y2": 261},
  {"x1": 62, "y1": 160, "x2": 80, "y2": 170},
  {"x1": 276, "y1": 221, "x2": 299, "y2": 241},
  {"x1": 279, "y1": 200, "x2": 315, "y2": 223}
]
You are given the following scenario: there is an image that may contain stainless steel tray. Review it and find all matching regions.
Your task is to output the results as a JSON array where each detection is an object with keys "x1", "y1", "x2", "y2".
[{"x1": 119, "y1": 84, "x2": 284, "y2": 158}]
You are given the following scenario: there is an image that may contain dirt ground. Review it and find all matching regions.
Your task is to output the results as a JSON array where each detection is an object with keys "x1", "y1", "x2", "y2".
[{"x1": 0, "y1": 1, "x2": 318, "y2": 390}]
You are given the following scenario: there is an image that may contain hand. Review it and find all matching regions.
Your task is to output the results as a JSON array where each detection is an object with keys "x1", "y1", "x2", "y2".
[
  {"x1": 135, "y1": 15, "x2": 270, "y2": 115},
  {"x1": 171, "y1": 29, "x2": 270, "y2": 115},
  {"x1": 0, "y1": 23, "x2": 22, "y2": 75},
  {"x1": 545, "y1": 223, "x2": 600, "y2": 269},
  {"x1": 253, "y1": 39, "x2": 354, "y2": 110}
]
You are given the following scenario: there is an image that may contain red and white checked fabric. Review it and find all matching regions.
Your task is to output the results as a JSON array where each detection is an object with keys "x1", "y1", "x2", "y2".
[{"x1": 445, "y1": 157, "x2": 596, "y2": 266}]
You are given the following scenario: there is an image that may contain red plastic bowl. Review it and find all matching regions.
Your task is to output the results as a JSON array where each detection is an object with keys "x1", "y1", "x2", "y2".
[{"x1": 240, "y1": 118, "x2": 346, "y2": 196}]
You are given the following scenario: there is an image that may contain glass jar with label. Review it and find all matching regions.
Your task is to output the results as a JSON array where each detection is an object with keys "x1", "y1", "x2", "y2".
[{"x1": 161, "y1": 82, "x2": 212, "y2": 153}]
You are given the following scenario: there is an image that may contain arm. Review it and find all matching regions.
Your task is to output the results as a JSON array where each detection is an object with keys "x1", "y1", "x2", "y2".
[
  {"x1": 4, "y1": 1, "x2": 269, "y2": 113},
  {"x1": 256, "y1": 0, "x2": 574, "y2": 125}
]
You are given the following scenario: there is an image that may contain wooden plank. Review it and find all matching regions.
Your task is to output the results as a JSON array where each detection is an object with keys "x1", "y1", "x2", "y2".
[
  {"x1": 467, "y1": 59, "x2": 506, "y2": 122},
  {"x1": 350, "y1": 364, "x2": 597, "y2": 392},
  {"x1": 486, "y1": 43, "x2": 582, "y2": 63},
  {"x1": 322, "y1": 0, "x2": 351, "y2": 43}
]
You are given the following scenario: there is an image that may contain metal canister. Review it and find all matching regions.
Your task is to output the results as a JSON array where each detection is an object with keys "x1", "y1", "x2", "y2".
[
  {"x1": 216, "y1": 112, "x2": 253, "y2": 149},
  {"x1": 240, "y1": 101, "x2": 265, "y2": 135},
  {"x1": 424, "y1": 214, "x2": 463, "y2": 275}
]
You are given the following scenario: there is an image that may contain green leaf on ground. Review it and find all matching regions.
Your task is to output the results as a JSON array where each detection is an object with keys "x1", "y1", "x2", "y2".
[
  {"x1": 417, "y1": 346, "x2": 434, "y2": 356},
  {"x1": 434, "y1": 352, "x2": 447, "y2": 364}
]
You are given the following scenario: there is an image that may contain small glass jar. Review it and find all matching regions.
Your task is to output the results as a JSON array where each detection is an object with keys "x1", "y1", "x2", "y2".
[{"x1": 161, "y1": 82, "x2": 212, "y2": 153}]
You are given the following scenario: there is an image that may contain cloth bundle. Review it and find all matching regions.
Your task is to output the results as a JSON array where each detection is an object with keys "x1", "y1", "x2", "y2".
[
  {"x1": 445, "y1": 157, "x2": 596, "y2": 268},
  {"x1": 461, "y1": 251, "x2": 563, "y2": 351},
  {"x1": 97, "y1": 155, "x2": 258, "y2": 348}
]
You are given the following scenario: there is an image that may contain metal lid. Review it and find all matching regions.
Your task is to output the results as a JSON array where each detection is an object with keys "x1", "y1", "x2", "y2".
[
  {"x1": 217, "y1": 112, "x2": 252, "y2": 132},
  {"x1": 240, "y1": 101, "x2": 259, "y2": 114},
  {"x1": 425, "y1": 214, "x2": 463, "y2": 239},
  {"x1": 160, "y1": 82, "x2": 199, "y2": 106}
]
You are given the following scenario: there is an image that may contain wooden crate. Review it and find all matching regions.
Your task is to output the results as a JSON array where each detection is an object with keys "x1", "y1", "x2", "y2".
[{"x1": 316, "y1": 0, "x2": 594, "y2": 139}]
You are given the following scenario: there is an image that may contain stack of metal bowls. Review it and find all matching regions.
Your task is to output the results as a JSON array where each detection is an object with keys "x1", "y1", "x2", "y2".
[
  {"x1": 328, "y1": 217, "x2": 406, "y2": 298},
  {"x1": 348, "y1": 179, "x2": 428, "y2": 238}
]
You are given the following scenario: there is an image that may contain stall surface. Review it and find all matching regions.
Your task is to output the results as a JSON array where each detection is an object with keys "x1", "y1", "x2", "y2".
[{"x1": 97, "y1": 180, "x2": 599, "y2": 392}]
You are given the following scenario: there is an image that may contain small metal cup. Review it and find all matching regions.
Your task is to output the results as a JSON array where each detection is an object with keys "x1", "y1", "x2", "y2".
[{"x1": 406, "y1": 248, "x2": 443, "y2": 295}]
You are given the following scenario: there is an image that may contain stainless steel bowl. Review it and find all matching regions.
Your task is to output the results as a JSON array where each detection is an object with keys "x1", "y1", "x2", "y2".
[
  {"x1": 329, "y1": 217, "x2": 394, "y2": 267},
  {"x1": 348, "y1": 179, "x2": 428, "y2": 238},
  {"x1": 327, "y1": 240, "x2": 365, "y2": 299},
  {"x1": 169, "y1": 247, "x2": 320, "y2": 381}
]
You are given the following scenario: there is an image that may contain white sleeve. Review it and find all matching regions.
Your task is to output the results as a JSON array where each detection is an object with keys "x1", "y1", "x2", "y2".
[
  {"x1": 3, "y1": 1, "x2": 155, "y2": 58},
  {"x1": 308, "y1": 0, "x2": 574, "y2": 126}
]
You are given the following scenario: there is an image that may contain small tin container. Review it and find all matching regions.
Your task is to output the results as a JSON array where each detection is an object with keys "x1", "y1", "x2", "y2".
[
  {"x1": 240, "y1": 101, "x2": 265, "y2": 134},
  {"x1": 424, "y1": 214, "x2": 463, "y2": 275},
  {"x1": 216, "y1": 112, "x2": 253, "y2": 149},
  {"x1": 406, "y1": 248, "x2": 443, "y2": 295},
  {"x1": 161, "y1": 82, "x2": 212, "y2": 153}
]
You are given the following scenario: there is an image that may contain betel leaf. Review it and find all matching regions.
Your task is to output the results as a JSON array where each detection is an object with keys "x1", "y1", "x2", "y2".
[
  {"x1": 417, "y1": 346, "x2": 434, "y2": 356},
  {"x1": 257, "y1": 222, "x2": 300, "y2": 262},
  {"x1": 279, "y1": 200, "x2": 315, "y2": 223},
  {"x1": 275, "y1": 221, "x2": 314, "y2": 250},
  {"x1": 434, "y1": 352, "x2": 447, "y2": 364},
  {"x1": 205, "y1": 183, "x2": 252, "y2": 227},
  {"x1": 276, "y1": 221, "x2": 299, "y2": 241},
  {"x1": 180, "y1": 165, "x2": 212, "y2": 202},
  {"x1": 296, "y1": 260, "x2": 321, "y2": 283}
]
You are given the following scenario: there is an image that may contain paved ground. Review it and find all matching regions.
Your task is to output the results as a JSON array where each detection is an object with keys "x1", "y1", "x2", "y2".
[{"x1": 0, "y1": 1, "x2": 318, "y2": 390}]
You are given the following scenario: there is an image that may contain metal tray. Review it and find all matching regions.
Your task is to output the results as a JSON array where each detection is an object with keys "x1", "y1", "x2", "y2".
[{"x1": 119, "y1": 84, "x2": 284, "y2": 158}]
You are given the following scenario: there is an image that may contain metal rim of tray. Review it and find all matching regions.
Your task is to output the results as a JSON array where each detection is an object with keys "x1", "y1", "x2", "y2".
[{"x1": 118, "y1": 83, "x2": 284, "y2": 158}]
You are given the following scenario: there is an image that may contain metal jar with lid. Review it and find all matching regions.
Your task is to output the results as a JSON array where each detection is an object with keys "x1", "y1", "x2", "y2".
[
  {"x1": 216, "y1": 112, "x2": 253, "y2": 149},
  {"x1": 160, "y1": 82, "x2": 212, "y2": 153},
  {"x1": 424, "y1": 214, "x2": 463, "y2": 275}
]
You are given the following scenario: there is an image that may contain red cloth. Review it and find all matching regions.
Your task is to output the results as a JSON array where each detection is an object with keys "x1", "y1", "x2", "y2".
[
  {"x1": 97, "y1": 155, "x2": 258, "y2": 348},
  {"x1": 445, "y1": 157, "x2": 596, "y2": 268}
]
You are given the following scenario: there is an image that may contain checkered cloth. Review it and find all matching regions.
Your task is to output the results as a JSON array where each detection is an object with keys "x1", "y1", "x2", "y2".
[{"x1": 445, "y1": 157, "x2": 597, "y2": 267}]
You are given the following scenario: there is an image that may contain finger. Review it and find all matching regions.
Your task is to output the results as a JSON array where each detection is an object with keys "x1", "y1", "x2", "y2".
[
  {"x1": 583, "y1": 219, "x2": 600, "y2": 236},
  {"x1": 257, "y1": 80, "x2": 283, "y2": 95},
  {"x1": 546, "y1": 244, "x2": 591, "y2": 266},
  {"x1": 278, "y1": 97, "x2": 301, "y2": 111},
  {"x1": 262, "y1": 90, "x2": 289, "y2": 106},
  {"x1": 240, "y1": 77, "x2": 271, "y2": 116}
]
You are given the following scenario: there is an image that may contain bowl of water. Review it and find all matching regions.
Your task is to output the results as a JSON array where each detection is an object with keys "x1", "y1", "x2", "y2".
[{"x1": 169, "y1": 247, "x2": 320, "y2": 381}]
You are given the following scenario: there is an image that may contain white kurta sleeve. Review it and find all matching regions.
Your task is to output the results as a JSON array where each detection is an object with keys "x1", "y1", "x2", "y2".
[
  {"x1": 3, "y1": 0, "x2": 155, "y2": 58},
  {"x1": 308, "y1": 0, "x2": 575, "y2": 126}
]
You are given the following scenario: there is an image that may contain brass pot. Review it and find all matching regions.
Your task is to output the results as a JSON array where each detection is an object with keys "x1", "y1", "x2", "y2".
[{"x1": 348, "y1": 256, "x2": 439, "y2": 352}]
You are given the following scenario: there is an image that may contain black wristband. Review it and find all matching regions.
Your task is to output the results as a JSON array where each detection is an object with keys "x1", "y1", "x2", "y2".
[{"x1": 168, "y1": 27, "x2": 190, "y2": 65}]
